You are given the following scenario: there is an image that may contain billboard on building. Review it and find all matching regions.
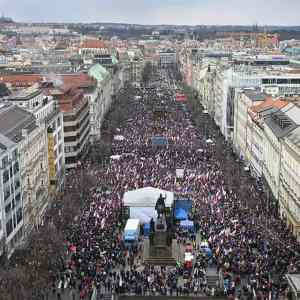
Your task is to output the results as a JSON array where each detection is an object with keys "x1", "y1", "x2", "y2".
[{"x1": 47, "y1": 132, "x2": 56, "y2": 188}]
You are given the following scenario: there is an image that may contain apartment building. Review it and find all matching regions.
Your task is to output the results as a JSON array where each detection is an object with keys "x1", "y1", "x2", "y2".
[
  {"x1": 195, "y1": 64, "x2": 300, "y2": 140},
  {"x1": 127, "y1": 49, "x2": 145, "y2": 84},
  {"x1": 263, "y1": 104, "x2": 300, "y2": 201},
  {"x1": 280, "y1": 127, "x2": 300, "y2": 239},
  {"x1": 233, "y1": 89, "x2": 268, "y2": 161},
  {"x1": 56, "y1": 87, "x2": 90, "y2": 169},
  {"x1": 159, "y1": 49, "x2": 177, "y2": 68},
  {"x1": 6, "y1": 84, "x2": 66, "y2": 195},
  {"x1": 45, "y1": 104, "x2": 65, "y2": 193},
  {"x1": 79, "y1": 39, "x2": 108, "y2": 58},
  {"x1": 88, "y1": 64, "x2": 112, "y2": 142},
  {"x1": 0, "y1": 135, "x2": 22, "y2": 257},
  {"x1": 0, "y1": 103, "x2": 46, "y2": 255},
  {"x1": 6, "y1": 85, "x2": 53, "y2": 121},
  {"x1": 247, "y1": 98, "x2": 286, "y2": 177}
]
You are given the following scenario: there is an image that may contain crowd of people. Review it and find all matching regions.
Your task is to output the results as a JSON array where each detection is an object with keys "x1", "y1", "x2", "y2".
[{"x1": 57, "y1": 69, "x2": 300, "y2": 300}]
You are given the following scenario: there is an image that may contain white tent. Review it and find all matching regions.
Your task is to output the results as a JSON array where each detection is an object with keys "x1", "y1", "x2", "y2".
[
  {"x1": 123, "y1": 187, "x2": 174, "y2": 208},
  {"x1": 176, "y1": 168, "x2": 185, "y2": 179},
  {"x1": 123, "y1": 187, "x2": 174, "y2": 224},
  {"x1": 114, "y1": 135, "x2": 125, "y2": 141},
  {"x1": 110, "y1": 155, "x2": 121, "y2": 160}
]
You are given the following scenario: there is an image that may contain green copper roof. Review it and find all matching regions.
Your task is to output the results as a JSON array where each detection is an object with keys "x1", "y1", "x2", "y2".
[
  {"x1": 111, "y1": 54, "x2": 119, "y2": 65},
  {"x1": 88, "y1": 64, "x2": 110, "y2": 82}
]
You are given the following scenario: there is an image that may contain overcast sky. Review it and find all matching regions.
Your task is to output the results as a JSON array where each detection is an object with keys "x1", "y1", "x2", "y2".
[{"x1": 1, "y1": 0, "x2": 300, "y2": 25}]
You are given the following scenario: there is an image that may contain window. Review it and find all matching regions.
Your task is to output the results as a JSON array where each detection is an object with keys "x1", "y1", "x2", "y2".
[
  {"x1": 65, "y1": 146, "x2": 75, "y2": 153},
  {"x1": 17, "y1": 208, "x2": 22, "y2": 224},
  {"x1": 64, "y1": 125, "x2": 76, "y2": 132},
  {"x1": 9, "y1": 167, "x2": 12, "y2": 178},
  {"x1": 13, "y1": 162, "x2": 19, "y2": 174},
  {"x1": 4, "y1": 189, "x2": 10, "y2": 201},
  {"x1": 58, "y1": 143, "x2": 62, "y2": 154},
  {"x1": 58, "y1": 131, "x2": 62, "y2": 141},
  {"x1": 64, "y1": 136, "x2": 77, "y2": 143},
  {"x1": 15, "y1": 180, "x2": 20, "y2": 190},
  {"x1": 59, "y1": 157, "x2": 63, "y2": 168},
  {"x1": 12, "y1": 149, "x2": 18, "y2": 161},
  {"x1": 3, "y1": 170, "x2": 9, "y2": 183},
  {"x1": 2, "y1": 156, "x2": 8, "y2": 168},
  {"x1": 6, "y1": 218, "x2": 13, "y2": 236},
  {"x1": 15, "y1": 193, "x2": 21, "y2": 204},
  {"x1": 57, "y1": 116, "x2": 61, "y2": 127},
  {"x1": 52, "y1": 120, "x2": 56, "y2": 131},
  {"x1": 65, "y1": 156, "x2": 77, "y2": 164},
  {"x1": 5, "y1": 203, "x2": 11, "y2": 214}
]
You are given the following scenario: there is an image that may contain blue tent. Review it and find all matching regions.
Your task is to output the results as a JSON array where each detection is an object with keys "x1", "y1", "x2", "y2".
[
  {"x1": 180, "y1": 220, "x2": 194, "y2": 231},
  {"x1": 144, "y1": 223, "x2": 150, "y2": 237},
  {"x1": 174, "y1": 198, "x2": 192, "y2": 213},
  {"x1": 175, "y1": 208, "x2": 188, "y2": 220},
  {"x1": 152, "y1": 136, "x2": 168, "y2": 146}
]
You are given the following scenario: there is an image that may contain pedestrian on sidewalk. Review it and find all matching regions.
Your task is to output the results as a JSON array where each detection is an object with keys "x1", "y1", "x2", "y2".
[{"x1": 57, "y1": 291, "x2": 62, "y2": 300}]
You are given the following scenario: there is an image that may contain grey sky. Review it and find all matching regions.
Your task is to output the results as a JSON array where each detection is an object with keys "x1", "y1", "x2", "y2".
[{"x1": 1, "y1": 0, "x2": 300, "y2": 25}]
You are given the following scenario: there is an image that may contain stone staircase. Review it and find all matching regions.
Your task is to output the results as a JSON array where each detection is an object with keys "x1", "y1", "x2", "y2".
[
  {"x1": 206, "y1": 267, "x2": 219, "y2": 288},
  {"x1": 98, "y1": 293, "x2": 113, "y2": 300},
  {"x1": 144, "y1": 256, "x2": 176, "y2": 266}
]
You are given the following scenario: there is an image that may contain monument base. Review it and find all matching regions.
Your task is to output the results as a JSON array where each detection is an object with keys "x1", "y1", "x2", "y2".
[
  {"x1": 144, "y1": 231, "x2": 176, "y2": 266},
  {"x1": 155, "y1": 215, "x2": 167, "y2": 232}
]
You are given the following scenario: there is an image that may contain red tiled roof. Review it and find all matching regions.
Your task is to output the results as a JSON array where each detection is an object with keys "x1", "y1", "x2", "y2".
[
  {"x1": 0, "y1": 74, "x2": 43, "y2": 87},
  {"x1": 61, "y1": 73, "x2": 96, "y2": 90},
  {"x1": 80, "y1": 39, "x2": 107, "y2": 49},
  {"x1": 57, "y1": 87, "x2": 86, "y2": 113},
  {"x1": 248, "y1": 97, "x2": 288, "y2": 121}
]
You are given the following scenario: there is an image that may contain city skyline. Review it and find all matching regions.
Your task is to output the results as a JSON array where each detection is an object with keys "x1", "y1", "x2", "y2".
[{"x1": 1, "y1": 0, "x2": 300, "y2": 26}]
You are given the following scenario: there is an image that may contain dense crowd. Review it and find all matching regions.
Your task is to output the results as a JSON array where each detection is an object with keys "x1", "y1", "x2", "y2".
[{"x1": 56, "y1": 70, "x2": 300, "y2": 300}]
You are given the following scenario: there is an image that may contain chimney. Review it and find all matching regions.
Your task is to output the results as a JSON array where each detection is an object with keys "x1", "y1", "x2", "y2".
[{"x1": 22, "y1": 128, "x2": 28, "y2": 137}]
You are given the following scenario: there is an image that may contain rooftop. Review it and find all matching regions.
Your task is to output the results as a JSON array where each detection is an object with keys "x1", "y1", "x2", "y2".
[
  {"x1": 8, "y1": 86, "x2": 42, "y2": 101},
  {"x1": 243, "y1": 88, "x2": 268, "y2": 102},
  {"x1": 265, "y1": 106, "x2": 299, "y2": 138},
  {"x1": 88, "y1": 64, "x2": 110, "y2": 83},
  {"x1": 287, "y1": 126, "x2": 300, "y2": 148},
  {"x1": 57, "y1": 87, "x2": 86, "y2": 114},
  {"x1": 0, "y1": 103, "x2": 37, "y2": 143},
  {"x1": 80, "y1": 39, "x2": 107, "y2": 49},
  {"x1": 0, "y1": 74, "x2": 43, "y2": 87},
  {"x1": 286, "y1": 274, "x2": 300, "y2": 294},
  {"x1": 0, "y1": 83, "x2": 10, "y2": 97},
  {"x1": 281, "y1": 103, "x2": 300, "y2": 124},
  {"x1": 61, "y1": 73, "x2": 96, "y2": 90},
  {"x1": 0, "y1": 133, "x2": 16, "y2": 152}
]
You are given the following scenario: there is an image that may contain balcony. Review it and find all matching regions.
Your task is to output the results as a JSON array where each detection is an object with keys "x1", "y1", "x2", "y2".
[
  {"x1": 4, "y1": 191, "x2": 11, "y2": 202},
  {"x1": 36, "y1": 186, "x2": 47, "y2": 205}
]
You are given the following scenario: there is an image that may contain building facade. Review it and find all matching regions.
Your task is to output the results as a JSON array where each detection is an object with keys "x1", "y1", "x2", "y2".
[
  {"x1": 57, "y1": 88, "x2": 90, "y2": 169},
  {"x1": 0, "y1": 135, "x2": 22, "y2": 257},
  {"x1": 159, "y1": 49, "x2": 177, "y2": 68},
  {"x1": 280, "y1": 127, "x2": 300, "y2": 240},
  {"x1": 233, "y1": 89, "x2": 268, "y2": 160},
  {"x1": 88, "y1": 64, "x2": 112, "y2": 142},
  {"x1": 0, "y1": 104, "x2": 47, "y2": 255}
]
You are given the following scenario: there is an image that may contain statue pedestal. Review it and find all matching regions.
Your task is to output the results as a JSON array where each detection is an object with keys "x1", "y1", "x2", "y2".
[
  {"x1": 155, "y1": 215, "x2": 167, "y2": 232},
  {"x1": 144, "y1": 217, "x2": 176, "y2": 266}
]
